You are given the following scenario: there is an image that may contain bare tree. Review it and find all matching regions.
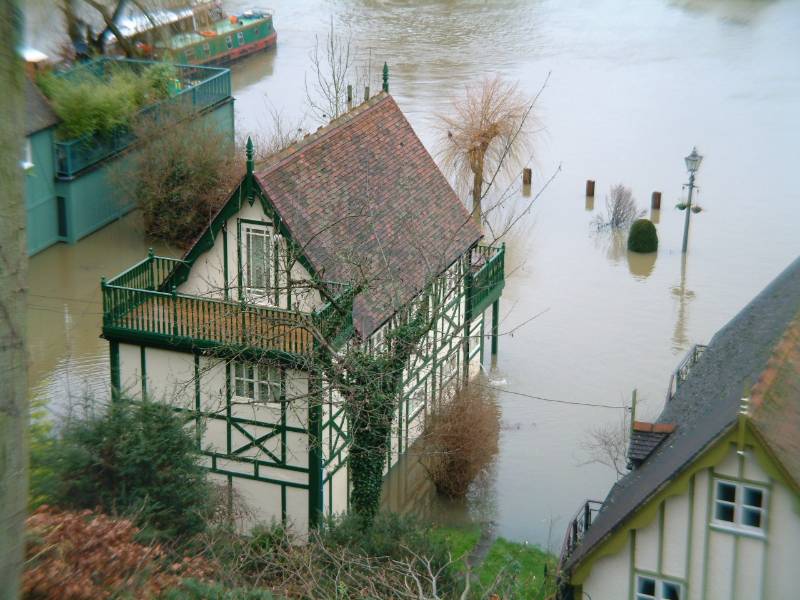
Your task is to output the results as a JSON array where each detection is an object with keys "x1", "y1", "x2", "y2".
[
  {"x1": 592, "y1": 184, "x2": 644, "y2": 231},
  {"x1": 0, "y1": 2, "x2": 28, "y2": 596},
  {"x1": 579, "y1": 409, "x2": 630, "y2": 479},
  {"x1": 305, "y1": 19, "x2": 360, "y2": 123},
  {"x1": 437, "y1": 76, "x2": 535, "y2": 230}
]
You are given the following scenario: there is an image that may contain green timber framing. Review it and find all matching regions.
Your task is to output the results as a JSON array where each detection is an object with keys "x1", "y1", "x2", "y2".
[
  {"x1": 567, "y1": 422, "x2": 800, "y2": 599},
  {"x1": 103, "y1": 162, "x2": 505, "y2": 528}
]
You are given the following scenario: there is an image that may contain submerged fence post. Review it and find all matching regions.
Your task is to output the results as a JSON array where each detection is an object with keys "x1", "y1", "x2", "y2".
[
  {"x1": 171, "y1": 285, "x2": 178, "y2": 337},
  {"x1": 347, "y1": 84, "x2": 353, "y2": 105},
  {"x1": 651, "y1": 191, "x2": 662, "y2": 210},
  {"x1": 523, "y1": 168, "x2": 532, "y2": 186},
  {"x1": 491, "y1": 299, "x2": 500, "y2": 356},
  {"x1": 364, "y1": 85, "x2": 370, "y2": 102}
]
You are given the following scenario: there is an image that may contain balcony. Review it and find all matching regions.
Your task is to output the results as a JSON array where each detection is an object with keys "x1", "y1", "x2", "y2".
[
  {"x1": 665, "y1": 343, "x2": 708, "y2": 402},
  {"x1": 470, "y1": 243, "x2": 505, "y2": 316},
  {"x1": 559, "y1": 500, "x2": 603, "y2": 565},
  {"x1": 53, "y1": 58, "x2": 232, "y2": 178},
  {"x1": 101, "y1": 253, "x2": 351, "y2": 358}
]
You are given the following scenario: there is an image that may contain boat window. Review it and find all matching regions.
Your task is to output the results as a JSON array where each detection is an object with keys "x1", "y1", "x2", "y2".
[
  {"x1": 237, "y1": 31, "x2": 245, "y2": 46},
  {"x1": 203, "y1": 42, "x2": 210, "y2": 55},
  {"x1": 225, "y1": 35, "x2": 233, "y2": 49}
]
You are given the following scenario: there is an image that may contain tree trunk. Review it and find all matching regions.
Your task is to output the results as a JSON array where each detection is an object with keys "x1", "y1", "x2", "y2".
[
  {"x1": 471, "y1": 169, "x2": 483, "y2": 231},
  {"x1": 0, "y1": 1, "x2": 29, "y2": 596}
]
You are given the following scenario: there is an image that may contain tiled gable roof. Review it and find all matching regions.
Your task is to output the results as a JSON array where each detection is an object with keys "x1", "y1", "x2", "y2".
[
  {"x1": 565, "y1": 255, "x2": 800, "y2": 573},
  {"x1": 255, "y1": 93, "x2": 481, "y2": 337}
]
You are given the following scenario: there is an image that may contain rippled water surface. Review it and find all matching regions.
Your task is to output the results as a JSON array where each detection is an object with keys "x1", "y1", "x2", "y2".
[{"x1": 27, "y1": 0, "x2": 800, "y2": 548}]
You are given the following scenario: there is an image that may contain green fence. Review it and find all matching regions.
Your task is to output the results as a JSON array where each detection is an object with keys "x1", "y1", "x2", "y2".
[
  {"x1": 54, "y1": 58, "x2": 231, "y2": 178},
  {"x1": 470, "y1": 243, "x2": 505, "y2": 317},
  {"x1": 102, "y1": 254, "x2": 351, "y2": 357}
]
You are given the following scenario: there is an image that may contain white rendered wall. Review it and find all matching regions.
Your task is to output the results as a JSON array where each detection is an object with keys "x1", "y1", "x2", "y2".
[{"x1": 579, "y1": 441, "x2": 799, "y2": 600}]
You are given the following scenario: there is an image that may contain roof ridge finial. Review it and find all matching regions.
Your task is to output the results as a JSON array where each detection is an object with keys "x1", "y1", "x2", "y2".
[
  {"x1": 382, "y1": 62, "x2": 389, "y2": 93},
  {"x1": 246, "y1": 136, "x2": 254, "y2": 177}
]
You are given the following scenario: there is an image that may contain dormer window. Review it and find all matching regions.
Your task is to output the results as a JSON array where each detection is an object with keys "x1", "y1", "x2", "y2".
[{"x1": 244, "y1": 225, "x2": 272, "y2": 297}]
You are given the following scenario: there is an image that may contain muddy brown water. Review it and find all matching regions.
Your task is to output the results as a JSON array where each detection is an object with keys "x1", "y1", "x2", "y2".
[{"x1": 25, "y1": 0, "x2": 800, "y2": 549}]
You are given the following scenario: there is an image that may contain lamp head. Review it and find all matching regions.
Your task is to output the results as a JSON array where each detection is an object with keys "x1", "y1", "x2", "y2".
[{"x1": 685, "y1": 147, "x2": 703, "y2": 174}]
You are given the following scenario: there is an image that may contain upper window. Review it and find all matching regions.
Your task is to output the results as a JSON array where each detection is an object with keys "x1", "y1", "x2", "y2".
[
  {"x1": 237, "y1": 31, "x2": 246, "y2": 46},
  {"x1": 636, "y1": 575, "x2": 682, "y2": 600},
  {"x1": 713, "y1": 478, "x2": 766, "y2": 531},
  {"x1": 245, "y1": 225, "x2": 271, "y2": 295},
  {"x1": 233, "y1": 362, "x2": 281, "y2": 405}
]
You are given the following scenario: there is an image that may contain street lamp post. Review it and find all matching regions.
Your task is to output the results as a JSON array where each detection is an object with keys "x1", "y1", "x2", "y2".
[{"x1": 681, "y1": 147, "x2": 703, "y2": 254}]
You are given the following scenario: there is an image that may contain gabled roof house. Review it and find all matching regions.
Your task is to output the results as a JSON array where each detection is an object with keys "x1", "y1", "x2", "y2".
[
  {"x1": 559, "y1": 256, "x2": 800, "y2": 600},
  {"x1": 101, "y1": 90, "x2": 505, "y2": 531}
]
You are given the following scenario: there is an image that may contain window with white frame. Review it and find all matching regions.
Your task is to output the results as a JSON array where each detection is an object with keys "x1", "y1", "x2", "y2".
[
  {"x1": 713, "y1": 478, "x2": 767, "y2": 531},
  {"x1": 203, "y1": 42, "x2": 210, "y2": 55},
  {"x1": 237, "y1": 31, "x2": 245, "y2": 45},
  {"x1": 233, "y1": 362, "x2": 281, "y2": 405},
  {"x1": 636, "y1": 574, "x2": 682, "y2": 600},
  {"x1": 21, "y1": 139, "x2": 33, "y2": 171},
  {"x1": 225, "y1": 35, "x2": 233, "y2": 49},
  {"x1": 244, "y1": 225, "x2": 271, "y2": 295}
]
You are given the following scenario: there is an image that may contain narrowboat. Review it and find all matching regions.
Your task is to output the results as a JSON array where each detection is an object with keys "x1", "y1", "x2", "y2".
[{"x1": 113, "y1": 3, "x2": 277, "y2": 66}]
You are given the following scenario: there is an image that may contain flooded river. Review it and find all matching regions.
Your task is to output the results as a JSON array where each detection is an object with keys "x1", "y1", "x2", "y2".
[{"x1": 25, "y1": 0, "x2": 800, "y2": 549}]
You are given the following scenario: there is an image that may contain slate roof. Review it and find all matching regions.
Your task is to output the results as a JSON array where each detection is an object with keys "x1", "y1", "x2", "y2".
[
  {"x1": 566, "y1": 255, "x2": 800, "y2": 572},
  {"x1": 255, "y1": 93, "x2": 481, "y2": 337},
  {"x1": 627, "y1": 422, "x2": 675, "y2": 467},
  {"x1": 25, "y1": 78, "x2": 58, "y2": 136}
]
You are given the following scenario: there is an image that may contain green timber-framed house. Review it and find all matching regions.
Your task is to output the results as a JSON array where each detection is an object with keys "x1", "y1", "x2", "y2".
[{"x1": 100, "y1": 92, "x2": 505, "y2": 531}]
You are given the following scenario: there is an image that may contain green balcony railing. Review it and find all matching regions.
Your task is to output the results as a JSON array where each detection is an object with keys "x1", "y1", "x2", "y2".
[
  {"x1": 54, "y1": 58, "x2": 232, "y2": 178},
  {"x1": 102, "y1": 253, "x2": 351, "y2": 357},
  {"x1": 470, "y1": 243, "x2": 505, "y2": 316}
]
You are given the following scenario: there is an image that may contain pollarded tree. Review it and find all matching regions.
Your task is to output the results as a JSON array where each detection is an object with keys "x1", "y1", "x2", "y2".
[{"x1": 437, "y1": 76, "x2": 534, "y2": 230}]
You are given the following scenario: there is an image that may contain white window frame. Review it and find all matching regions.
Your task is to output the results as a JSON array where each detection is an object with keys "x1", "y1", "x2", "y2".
[
  {"x1": 237, "y1": 31, "x2": 246, "y2": 46},
  {"x1": 243, "y1": 224, "x2": 273, "y2": 300},
  {"x1": 233, "y1": 361, "x2": 281, "y2": 406},
  {"x1": 712, "y1": 478, "x2": 767, "y2": 534},
  {"x1": 21, "y1": 139, "x2": 34, "y2": 171},
  {"x1": 636, "y1": 574, "x2": 683, "y2": 600},
  {"x1": 225, "y1": 35, "x2": 233, "y2": 49}
]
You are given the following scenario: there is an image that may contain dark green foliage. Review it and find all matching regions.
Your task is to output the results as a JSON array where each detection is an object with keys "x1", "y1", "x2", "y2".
[
  {"x1": 627, "y1": 218, "x2": 658, "y2": 253},
  {"x1": 48, "y1": 398, "x2": 211, "y2": 539},
  {"x1": 322, "y1": 512, "x2": 449, "y2": 564},
  {"x1": 337, "y1": 307, "x2": 430, "y2": 522},
  {"x1": 161, "y1": 579, "x2": 276, "y2": 600}
]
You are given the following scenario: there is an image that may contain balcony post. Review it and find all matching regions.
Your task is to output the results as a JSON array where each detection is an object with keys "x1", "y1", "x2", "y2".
[
  {"x1": 171, "y1": 285, "x2": 178, "y2": 336},
  {"x1": 491, "y1": 298, "x2": 499, "y2": 356}
]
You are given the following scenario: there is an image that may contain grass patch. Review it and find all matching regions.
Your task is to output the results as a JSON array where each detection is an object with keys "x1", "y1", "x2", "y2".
[
  {"x1": 430, "y1": 525, "x2": 481, "y2": 567},
  {"x1": 476, "y1": 538, "x2": 557, "y2": 599}
]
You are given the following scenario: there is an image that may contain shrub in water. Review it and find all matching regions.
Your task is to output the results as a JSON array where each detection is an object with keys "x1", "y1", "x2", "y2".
[{"x1": 627, "y1": 218, "x2": 658, "y2": 253}]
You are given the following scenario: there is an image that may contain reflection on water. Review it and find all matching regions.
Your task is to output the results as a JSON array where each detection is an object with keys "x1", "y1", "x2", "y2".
[
  {"x1": 627, "y1": 250, "x2": 658, "y2": 280},
  {"x1": 24, "y1": 0, "x2": 800, "y2": 547},
  {"x1": 671, "y1": 254, "x2": 696, "y2": 352}
]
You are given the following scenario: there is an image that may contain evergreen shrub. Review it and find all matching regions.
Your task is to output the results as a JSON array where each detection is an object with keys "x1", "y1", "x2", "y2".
[
  {"x1": 47, "y1": 397, "x2": 212, "y2": 539},
  {"x1": 627, "y1": 218, "x2": 659, "y2": 253}
]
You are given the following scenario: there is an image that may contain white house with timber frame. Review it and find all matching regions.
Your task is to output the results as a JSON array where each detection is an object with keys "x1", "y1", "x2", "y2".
[
  {"x1": 559, "y1": 256, "x2": 800, "y2": 600},
  {"x1": 100, "y1": 90, "x2": 505, "y2": 532}
]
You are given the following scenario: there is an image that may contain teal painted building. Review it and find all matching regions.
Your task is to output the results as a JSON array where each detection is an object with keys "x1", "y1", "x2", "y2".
[{"x1": 24, "y1": 59, "x2": 235, "y2": 255}]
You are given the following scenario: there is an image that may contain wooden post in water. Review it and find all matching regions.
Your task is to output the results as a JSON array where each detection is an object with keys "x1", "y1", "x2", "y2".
[
  {"x1": 651, "y1": 191, "x2": 662, "y2": 210},
  {"x1": 522, "y1": 168, "x2": 532, "y2": 186},
  {"x1": 586, "y1": 180, "x2": 595, "y2": 197},
  {"x1": 364, "y1": 85, "x2": 370, "y2": 102},
  {"x1": 347, "y1": 84, "x2": 353, "y2": 106}
]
